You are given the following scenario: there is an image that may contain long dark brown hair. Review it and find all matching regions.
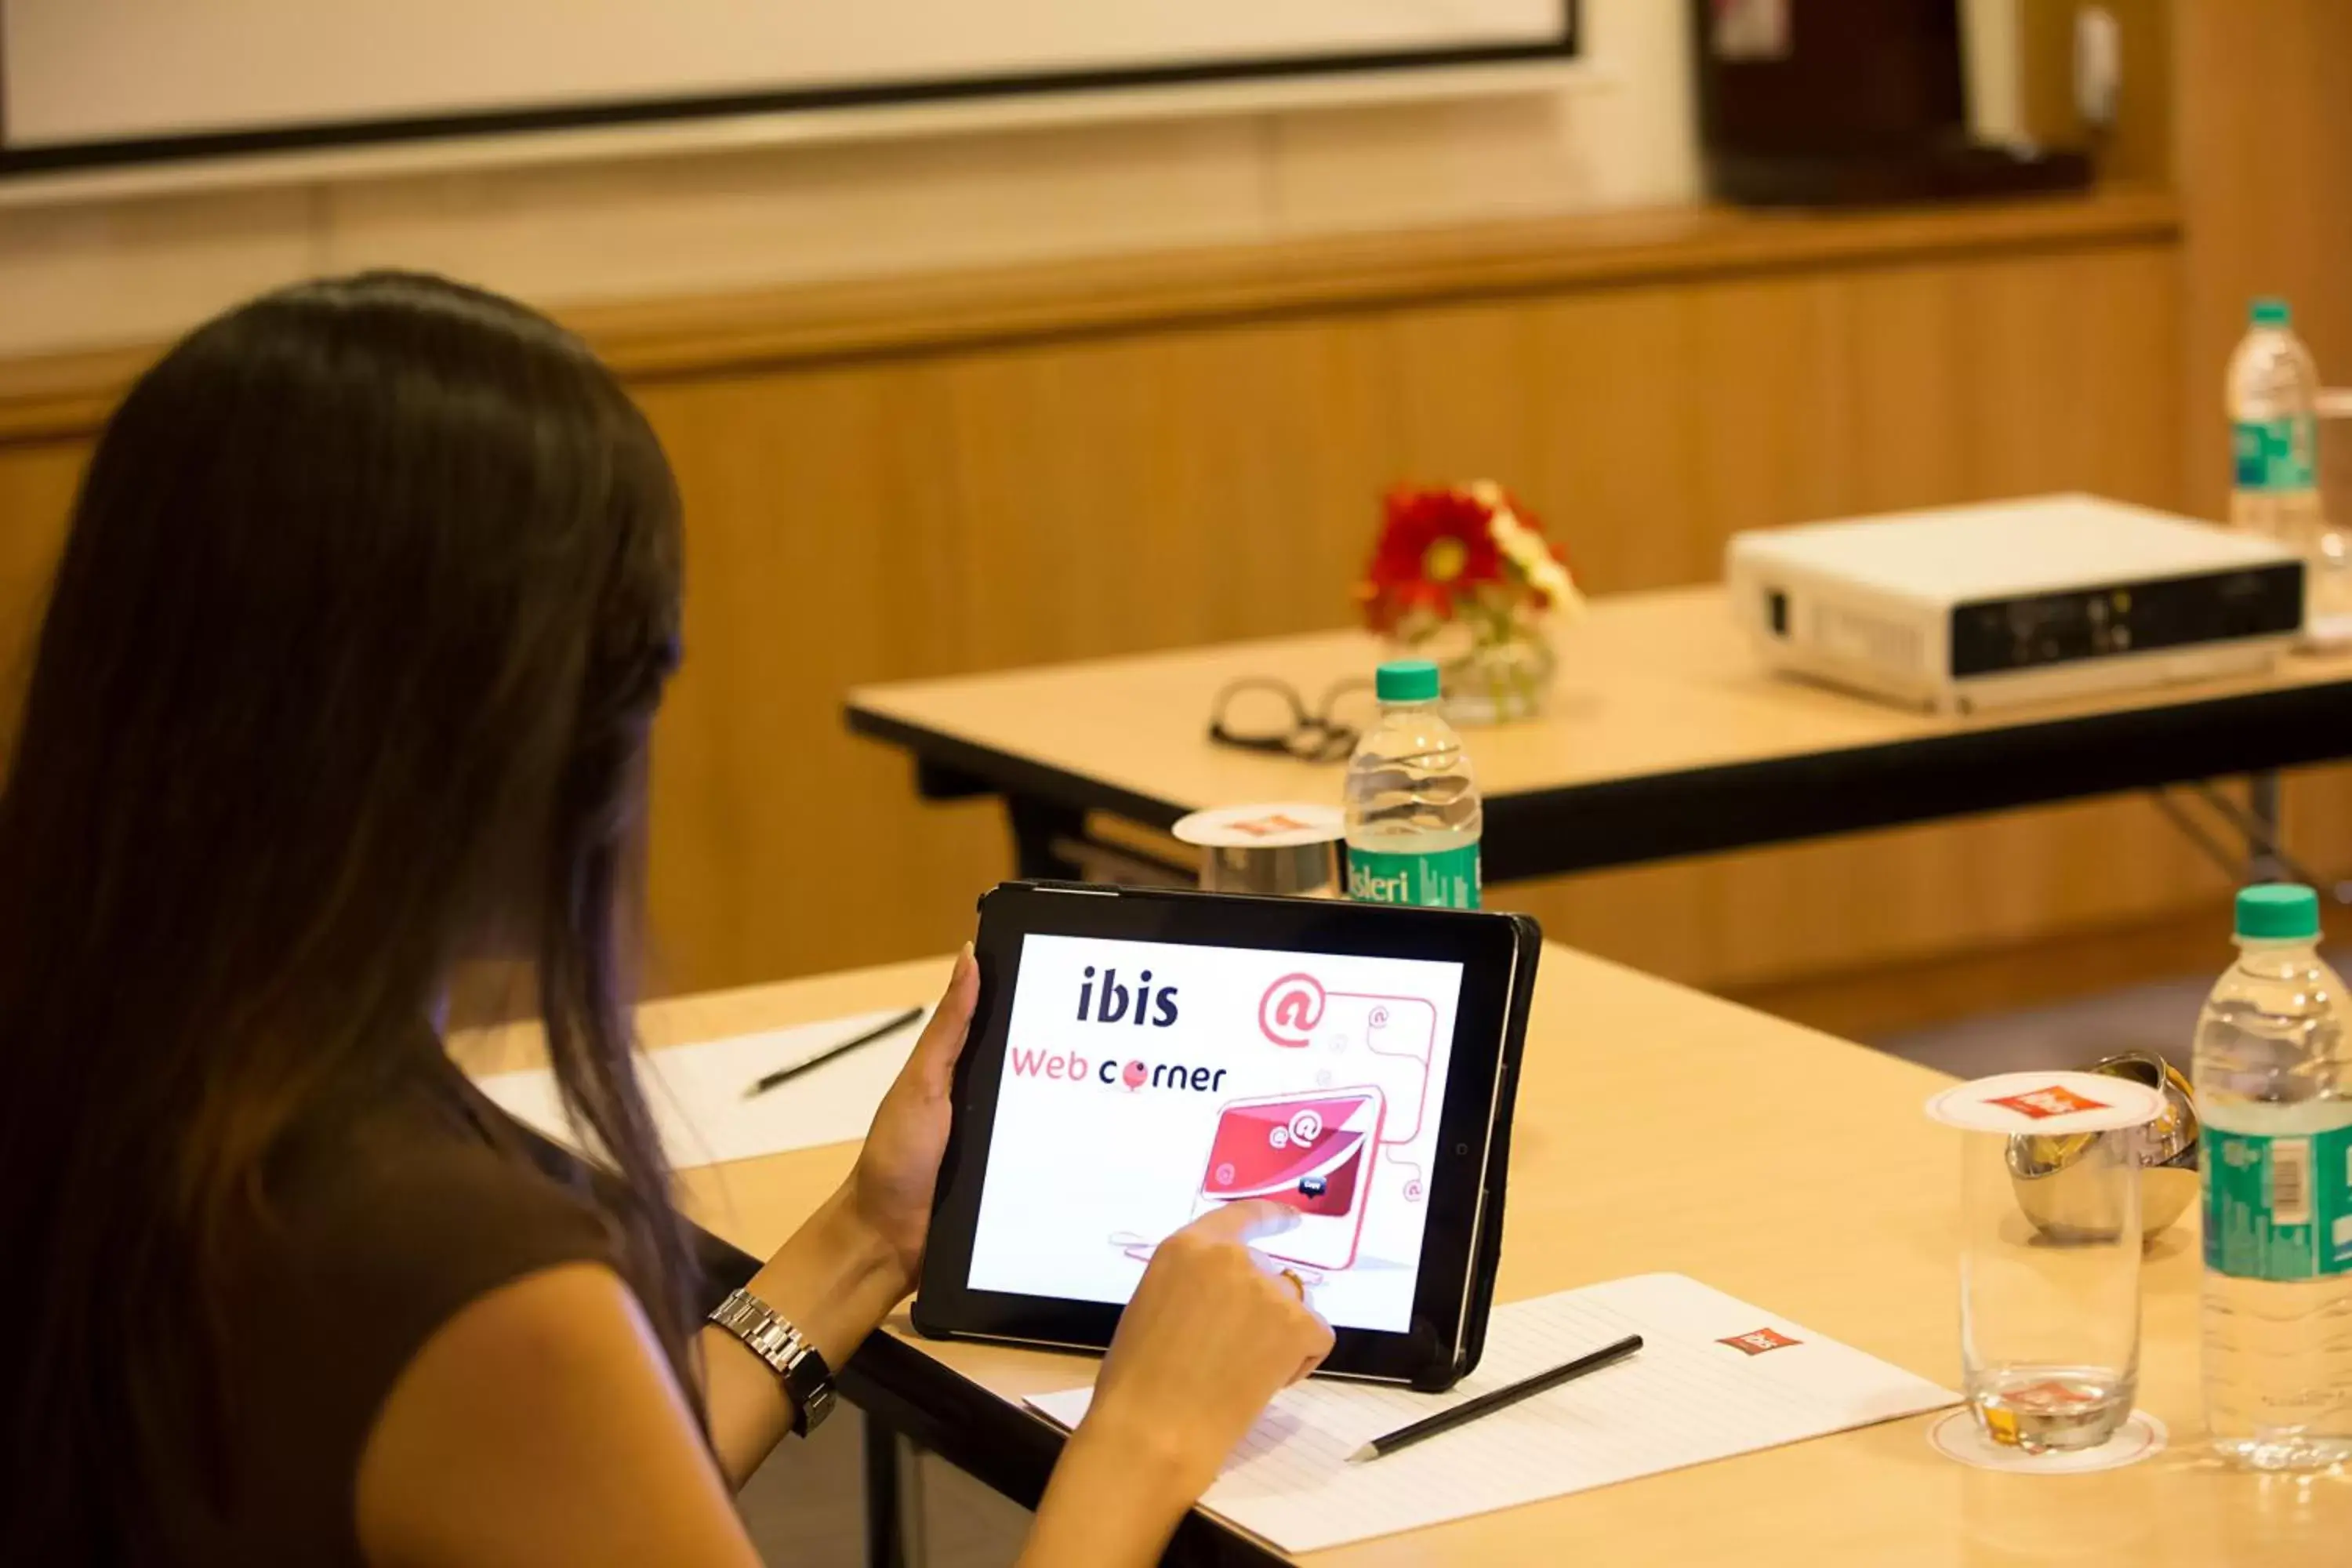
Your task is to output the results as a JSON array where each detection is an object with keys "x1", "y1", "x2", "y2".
[{"x1": 0, "y1": 272, "x2": 696, "y2": 1559}]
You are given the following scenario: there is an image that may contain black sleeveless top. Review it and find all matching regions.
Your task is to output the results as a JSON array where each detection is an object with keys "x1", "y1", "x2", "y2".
[{"x1": 209, "y1": 1069, "x2": 648, "y2": 1566}]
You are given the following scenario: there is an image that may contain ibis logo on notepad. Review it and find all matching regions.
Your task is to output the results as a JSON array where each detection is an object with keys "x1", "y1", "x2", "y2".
[{"x1": 1717, "y1": 1327, "x2": 1802, "y2": 1356}]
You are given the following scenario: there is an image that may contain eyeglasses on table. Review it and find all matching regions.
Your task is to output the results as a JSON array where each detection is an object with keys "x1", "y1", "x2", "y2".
[{"x1": 1207, "y1": 677, "x2": 1375, "y2": 764}]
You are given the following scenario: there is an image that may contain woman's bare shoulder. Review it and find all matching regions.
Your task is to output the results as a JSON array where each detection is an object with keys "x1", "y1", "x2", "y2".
[{"x1": 356, "y1": 1263, "x2": 760, "y2": 1568}]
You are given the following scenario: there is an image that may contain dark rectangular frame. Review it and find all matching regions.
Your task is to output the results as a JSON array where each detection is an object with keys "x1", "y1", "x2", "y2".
[
  {"x1": 911, "y1": 880, "x2": 1533, "y2": 1392},
  {"x1": 0, "y1": 2, "x2": 1578, "y2": 176}
]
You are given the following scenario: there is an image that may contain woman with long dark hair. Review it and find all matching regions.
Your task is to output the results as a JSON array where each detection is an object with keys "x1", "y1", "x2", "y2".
[{"x1": 0, "y1": 273, "x2": 1328, "y2": 1566}]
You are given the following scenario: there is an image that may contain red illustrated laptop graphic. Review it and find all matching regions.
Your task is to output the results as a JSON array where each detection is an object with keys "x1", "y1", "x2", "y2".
[{"x1": 1194, "y1": 1087, "x2": 1386, "y2": 1271}]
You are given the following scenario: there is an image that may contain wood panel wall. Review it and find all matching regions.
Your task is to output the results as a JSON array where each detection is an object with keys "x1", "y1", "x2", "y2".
[
  {"x1": 2019, "y1": 0, "x2": 2174, "y2": 187},
  {"x1": 653, "y1": 209, "x2": 2198, "y2": 995},
  {"x1": 5, "y1": 190, "x2": 2241, "y2": 1013},
  {"x1": 2165, "y1": 0, "x2": 2352, "y2": 994},
  {"x1": 2175, "y1": 0, "x2": 2352, "y2": 520}
]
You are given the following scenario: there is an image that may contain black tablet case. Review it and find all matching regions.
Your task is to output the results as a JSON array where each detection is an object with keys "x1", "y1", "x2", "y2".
[
  {"x1": 1428, "y1": 911, "x2": 1541, "y2": 1390},
  {"x1": 948, "y1": 881, "x2": 1541, "y2": 1392}
]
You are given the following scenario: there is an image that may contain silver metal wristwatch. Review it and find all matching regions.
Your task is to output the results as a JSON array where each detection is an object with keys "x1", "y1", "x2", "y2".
[{"x1": 708, "y1": 1287, "x2": 837, "y2": 1436}]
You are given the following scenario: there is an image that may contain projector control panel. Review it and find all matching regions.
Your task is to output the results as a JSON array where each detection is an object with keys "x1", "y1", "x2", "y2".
[{"x1": 1948, "y1": 565, "x2": 2303, "y2": 677}]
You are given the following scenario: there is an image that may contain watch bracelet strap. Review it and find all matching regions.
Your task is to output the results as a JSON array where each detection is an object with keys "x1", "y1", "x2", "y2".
[{"x1": 708, "y1": 1287, "x2": 837, "y2": 1436}]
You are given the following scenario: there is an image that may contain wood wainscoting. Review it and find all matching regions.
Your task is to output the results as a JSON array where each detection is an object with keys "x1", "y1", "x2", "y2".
[{"x1": 5, "y1": 184, "x2": 2316, "y2": 1025}]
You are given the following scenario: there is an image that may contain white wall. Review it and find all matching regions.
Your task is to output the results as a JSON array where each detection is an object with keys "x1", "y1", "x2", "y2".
[
  {"x1": 6, "y1": 0, "x2": 1563, "y2": 144},
  {"x1": 0, "y1": 0, "x2": 1693, "y2": 359}
]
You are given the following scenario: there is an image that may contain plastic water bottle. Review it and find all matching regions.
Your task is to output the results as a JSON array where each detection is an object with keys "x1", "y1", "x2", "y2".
[
  {"x1": 2227, "y1": 298, "x2": 2352, "y2": 641},
  {"x1": 2193, "y1": 884, "x2": 2352, "y2": 1470},
  {"x1": 1342, "y1": 660, "x2": 1480, "y2": 909},
  {"x1": 2229, "y1": 298, "x2": 2322, "y2": 539}
]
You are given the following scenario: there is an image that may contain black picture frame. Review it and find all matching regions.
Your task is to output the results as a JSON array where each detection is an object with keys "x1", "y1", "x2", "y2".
[{"x1": 0, "y1": 3, "x2": 1580, "y2": 178}]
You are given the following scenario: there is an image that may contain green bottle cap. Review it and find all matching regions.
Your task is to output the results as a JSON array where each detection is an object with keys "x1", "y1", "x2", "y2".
[
  {"x1": 2251, "y1": 297, "x2": 2292, "y2": 328},
  {"x1": 2236, "y1": 883, "x2": 2320, "y2": 941},
  {"x1": 1375, "y1": 659, "x2": 1442, "y2": 704}
]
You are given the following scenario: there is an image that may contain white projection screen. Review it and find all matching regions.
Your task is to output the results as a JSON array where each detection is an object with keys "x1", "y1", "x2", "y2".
[{"x1": 0, "y1": 1, "x2": 1578, "y2": 175}]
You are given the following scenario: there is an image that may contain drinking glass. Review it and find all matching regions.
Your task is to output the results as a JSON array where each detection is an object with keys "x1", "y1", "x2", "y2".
[
  {"x1": 1929, "y1": 1072, "x2": 2163, "y2": 1454},
  {"x1": 1171, "y1": 804, "x2": 1342, "y2": 897},
  {"x1": 2314, "y1": 390, "x2": 2352, "y2": 640}
]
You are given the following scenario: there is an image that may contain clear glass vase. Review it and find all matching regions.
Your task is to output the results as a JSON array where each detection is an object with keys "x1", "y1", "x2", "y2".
[{"x1": 1394, "y1": 623, "x2": 1557, "y2": 727}]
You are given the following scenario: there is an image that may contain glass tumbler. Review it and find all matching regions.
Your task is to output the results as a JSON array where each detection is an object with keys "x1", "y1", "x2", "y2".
[
  {"x1": 1171, "y1": 804, "x2": 1342, "y2": 898},
  {"x1": 1929, "y1": 1072, "x2": 2165, "y2": 1454},
  {"x1": 2314, "y1": 389, "x2": 2352, "y2": 641}
]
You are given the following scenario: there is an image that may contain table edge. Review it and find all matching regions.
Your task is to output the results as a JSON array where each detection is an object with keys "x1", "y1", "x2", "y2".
[{"x1": 846, "y1": 672, "x2": 2352, "y2": 880}]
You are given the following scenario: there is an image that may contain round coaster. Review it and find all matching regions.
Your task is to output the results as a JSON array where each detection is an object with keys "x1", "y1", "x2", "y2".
[
  {"x1": 1928, "y1": 1407, "x2": 2168, "y2": 1474},
  {"x1": 1171, "y1": 803, "x2": 1344, "y2": 849},
  {"x1": 1923, "y1": 1071, "x2": 2165, "y2": 1135}
]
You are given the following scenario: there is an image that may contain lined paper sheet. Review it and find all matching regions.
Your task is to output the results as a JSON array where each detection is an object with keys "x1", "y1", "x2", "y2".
[
  {"x1": 470, "y1": 1008, "x2": 927, "y2": 1170},
  {"x1": 1025, "y1": 1273, "x2": 1958, "y2": 1554}
]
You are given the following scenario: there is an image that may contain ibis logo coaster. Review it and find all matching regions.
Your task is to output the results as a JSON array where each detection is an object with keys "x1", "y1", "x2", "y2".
[
  {"x1": 1718, "y1": 1327, "x2": 1802, "y2": 1356},
  {"x1": 2002, "y1": 1380, "x2": 2103, "y2": 1410},
  {"x1": 1230, "y1": 811, "x2": 1314, "y2": 837},
  {"x1": 1987, "y1": 1083, "x2": 2110, "y2": 1120}
]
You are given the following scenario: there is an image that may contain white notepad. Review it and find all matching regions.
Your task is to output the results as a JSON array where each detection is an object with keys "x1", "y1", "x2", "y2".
[
  {"x1": 1024, "y1": 1273, "x2": 1958, "y2": 1555},
  {"x1": 470, "y1": 1007, "x2": 928, "y2": 1171}
]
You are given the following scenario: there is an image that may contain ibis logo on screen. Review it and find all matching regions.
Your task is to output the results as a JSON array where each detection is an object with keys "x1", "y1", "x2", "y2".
[{"x1": 1004, "y1": 961, "x2": 1232, "y2": 1094}]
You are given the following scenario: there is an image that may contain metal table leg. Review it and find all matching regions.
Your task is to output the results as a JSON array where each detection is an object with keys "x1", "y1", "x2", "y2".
[
  {"x1": 2151, "y1": 771, "x2": 2350, "y2": 899},
  {"x1": 2248, "y1": 770, "x2": 2285, "y2": 882},
  {"x1": 1005, "y1": 795, "x2": 1087, "y2": 881},
  {"x1": 863, "y1": 1413, "x2": 909, "y2": 1568}
]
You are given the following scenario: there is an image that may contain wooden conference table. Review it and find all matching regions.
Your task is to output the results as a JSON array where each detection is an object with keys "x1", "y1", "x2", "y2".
[
  {"x1": 846, "y1": 583, "x2": 2352, "y2": 885},
  {"x1": 464, "y1": 947, "x2": 2348, "y2": 1566}
]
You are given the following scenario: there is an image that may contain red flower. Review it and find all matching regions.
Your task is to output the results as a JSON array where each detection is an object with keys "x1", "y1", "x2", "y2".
[
  {"x1": 1374, "y1": 488, "x2": 1504, "y2": 585},
  {"x1": 1359, "y1": 487, "x2": 1506, "y2": 633}
]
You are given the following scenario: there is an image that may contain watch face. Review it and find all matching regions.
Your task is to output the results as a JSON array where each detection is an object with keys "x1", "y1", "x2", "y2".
[{"x1": 797, "y1": 1380, "x2": 837, "y2": 1433}]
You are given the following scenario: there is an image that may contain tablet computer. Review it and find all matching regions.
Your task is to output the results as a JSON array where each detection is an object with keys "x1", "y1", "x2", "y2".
[{"x1": 913, "y1": 880, "x2": 1538, "y2": 1392}]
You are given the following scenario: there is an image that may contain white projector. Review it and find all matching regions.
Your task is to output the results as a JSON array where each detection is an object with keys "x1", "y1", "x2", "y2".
[{"x1": 1726, "y1": 494, "x2": 2304, "y2": 713}]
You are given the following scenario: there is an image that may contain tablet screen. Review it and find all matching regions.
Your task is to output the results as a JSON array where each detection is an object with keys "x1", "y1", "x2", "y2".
[{"x1": 964, "y1": 932, "x2": 1464, "y2": 1333}]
